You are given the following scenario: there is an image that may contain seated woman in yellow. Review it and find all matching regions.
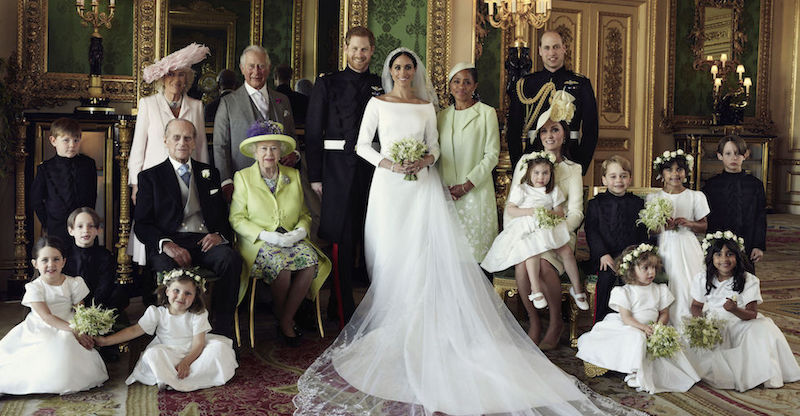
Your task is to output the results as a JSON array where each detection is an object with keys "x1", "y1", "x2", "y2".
[{"x1": 229, "y1": 121, "x2": 331, "y2": 346}]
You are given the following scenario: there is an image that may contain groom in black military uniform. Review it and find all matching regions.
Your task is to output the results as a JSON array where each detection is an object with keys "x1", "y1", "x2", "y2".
[
  {"x1": 508, "y1": 30, "x2": 598, "y2": 175},
  {"x1": 306, "y1": 26, "x2": 383, "y2": 326}
]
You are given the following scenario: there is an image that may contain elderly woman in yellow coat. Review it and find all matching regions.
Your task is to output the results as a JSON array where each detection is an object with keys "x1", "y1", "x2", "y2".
[
  {"x1": 436, "y1": 63, "x2": 500, "y2": 263},
  {"x1": 229, "y1": 121, "x2": 331, "y2": 346}
]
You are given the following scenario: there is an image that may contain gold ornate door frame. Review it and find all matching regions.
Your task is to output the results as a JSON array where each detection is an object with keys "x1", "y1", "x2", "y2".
[{"x1": 338, "y1": 0, "x2": 451, "y2": 103}]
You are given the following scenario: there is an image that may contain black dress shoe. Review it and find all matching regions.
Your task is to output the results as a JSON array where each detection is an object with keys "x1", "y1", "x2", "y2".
[{"x1": 277, "y1": 326, "x2": 300, "y2": 347}]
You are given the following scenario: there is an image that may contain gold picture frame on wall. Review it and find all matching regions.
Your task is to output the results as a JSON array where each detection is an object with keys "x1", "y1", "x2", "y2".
[
  {"x1": 14, "y1": 0, "x2": 137, "y2": 106},
  {"x1": 166, "y1": 3, "x2": 237, "y2": 73},
  {"x1": 337, "y1": 0, "x2": 450, "y2": 104},
  {"x1": 662, "y1": 0, "x2": 773, "y2": 131}
]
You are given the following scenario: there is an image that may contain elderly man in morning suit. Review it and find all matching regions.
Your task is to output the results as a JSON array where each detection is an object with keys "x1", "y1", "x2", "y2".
[
  {"x1": 213, "y1": 45, "x2": 298, "y2": 201},
  {"x1": 135, "y1": 118, "x2": 241, "y2": 340}
]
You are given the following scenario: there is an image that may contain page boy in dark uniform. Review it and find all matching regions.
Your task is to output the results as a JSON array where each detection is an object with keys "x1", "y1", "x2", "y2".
[
  {"x1": 703, "y1": 135, "x2": 766, "y2": 269},
  {"x1": 31, "y1": 117, "x2": 97, "y2": 244},
  {"x1": 508, "y1": 30, "x2": 598, "y2": 174},
  {"x1": 306, "y1": 26, "x2": 383, "y2": 326},
  {"x1": 585, "y1": 156, "x2": 648, "y2": 322}
]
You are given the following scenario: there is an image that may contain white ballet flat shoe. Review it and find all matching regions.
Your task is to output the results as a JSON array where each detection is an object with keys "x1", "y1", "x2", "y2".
[
  {"x1": 625, "y1": 373, "x2": 641, "y2": 388},
  {"x1": 528, "y1": 292, "x2": 548, "y2": 309},
  {"x1": 569, "y1": 287, "x2": 590, "y2": 311}
]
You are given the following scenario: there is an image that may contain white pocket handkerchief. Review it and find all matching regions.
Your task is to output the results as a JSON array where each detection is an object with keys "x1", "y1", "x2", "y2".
[{"x1": 210, "y1": 188, "x2": 219, "y2": 195}]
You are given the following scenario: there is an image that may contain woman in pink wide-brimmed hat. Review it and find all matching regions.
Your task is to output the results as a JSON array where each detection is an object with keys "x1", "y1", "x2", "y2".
[{"x1": 128, "y1": 43, "x2": 210, "y2": 266}]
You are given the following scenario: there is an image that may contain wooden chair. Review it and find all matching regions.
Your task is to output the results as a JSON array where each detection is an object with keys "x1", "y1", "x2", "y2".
[{"x1": 248, "y1": 274, "x2": 325, "y2": 348}]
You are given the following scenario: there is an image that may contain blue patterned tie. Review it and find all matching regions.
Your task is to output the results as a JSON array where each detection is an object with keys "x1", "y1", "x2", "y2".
[{"x1": 178, "y1": 163, "x2": 191, "y2": 187}]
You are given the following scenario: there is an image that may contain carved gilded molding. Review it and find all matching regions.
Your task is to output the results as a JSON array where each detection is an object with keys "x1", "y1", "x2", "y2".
[
  {"x1": 339, "y1": 0, "x2": 369, "y2": 68},
  {"x1": 597, "y1": 12, "x2": 631, "y2": 130},
  {"x1": 14, "y1": 0, "x2": 137, "y2": 105},
  {"x1": 597, "y1": 138, "x2": 630, "y2": 152},
  {"x1": 134, "y1": 0, "x2": 157, "y2": 101},
  {"x1": 690, "y1": 0, "x2": 745, "y2": 71},
  {"x1": 662, "y1": 0, "x2": 773, "y2": 132},
  {"x1": 427, "y1": 0, "x2": 451, "y2": 105},
  {"x1": 252, "y1": 0, "x2": 264, "y2": 47},
  {"x1": 13, "y1": 119, "x2": 29, "y2": 280},
  {"x1": 291, "y1": 0, "x2": 304, "y2": 81},
  {"x1": 547, "y1": 9, "x2": 582, "y2": 74}
]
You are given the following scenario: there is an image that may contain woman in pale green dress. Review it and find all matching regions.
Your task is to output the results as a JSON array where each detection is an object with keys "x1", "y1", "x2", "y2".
[{"x1": 436, "y1": 63, "x2": 500, "y2": 263}]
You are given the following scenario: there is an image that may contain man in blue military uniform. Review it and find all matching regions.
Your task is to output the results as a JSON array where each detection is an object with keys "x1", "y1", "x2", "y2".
[
  {"x1": 306, "y1": 26, "x2": 383, "y2": 325},
  {"x1": 508, "y1": 30, "x2": 598, "y2": 175}
]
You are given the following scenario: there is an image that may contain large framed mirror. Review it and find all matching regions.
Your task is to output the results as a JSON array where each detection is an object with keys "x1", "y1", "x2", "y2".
[{"x1": 689, "y1": 0, "x2": 745, "y2": 71}]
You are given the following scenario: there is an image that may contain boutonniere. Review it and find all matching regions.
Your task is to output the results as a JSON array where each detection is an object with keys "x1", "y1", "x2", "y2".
[
  {"x1": 275, "y1": 98, "x2": 282, "y2": 104},
  {"x1": 201, "y1": 169, "x2": 211, "y2": 179},
  {"x1": 283, "y1": 109, "x2": 290, "y2": 118},
  {"x1": 282, "y1": 175, "x2": 290, "y2": 185}
]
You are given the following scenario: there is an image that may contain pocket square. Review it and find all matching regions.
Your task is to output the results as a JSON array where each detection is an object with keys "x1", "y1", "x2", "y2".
[{"x1": 210, "y1": 188, "x2": 219, "y2": 195}]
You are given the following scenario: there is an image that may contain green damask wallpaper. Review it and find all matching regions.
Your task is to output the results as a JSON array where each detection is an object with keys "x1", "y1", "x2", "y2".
[
  {"x1": 262, "y1": 0, "x2": 294, "y2": 70},
  {"x1": 674, "y1": 0, "x2": 759, "y2": 117},
  {"x1": 476, "y1": 26, "x2": 501, "y2": 108},
  {"x1": 367, "y1": 0, "x2": 428, "y2": 77},
  {"x1": 47, "y1": 0, "x2": 133, "y2": 75}
]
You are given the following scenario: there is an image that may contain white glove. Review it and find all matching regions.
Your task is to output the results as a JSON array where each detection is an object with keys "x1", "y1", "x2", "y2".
[
  {"x1": 283, "y1": 228, "x2": 307, "y2": 246},
  {"x1": 258, "y1": 230, "x2": 291, "y2": 247}
]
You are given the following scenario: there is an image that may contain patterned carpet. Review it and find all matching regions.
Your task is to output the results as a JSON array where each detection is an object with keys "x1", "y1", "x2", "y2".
[{"x1": 1, "y1": 215, "x2": 798, "y2": 415}]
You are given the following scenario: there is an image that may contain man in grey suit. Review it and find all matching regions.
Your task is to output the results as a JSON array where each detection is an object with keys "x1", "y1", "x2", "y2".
[{"x1": 213, "y1": 45, "x2": 297, "y2": 201}]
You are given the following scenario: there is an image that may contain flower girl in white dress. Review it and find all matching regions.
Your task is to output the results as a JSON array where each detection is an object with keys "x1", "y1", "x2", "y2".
[
  {"x1": 0, "y1": 236, "x2": 108, "y2": 395},
  {"x1": 482, "y1": 151, "x2": 588, "y2": 311},
  {"x1": 648, "y1": 150, "x2": 709, "y2": 325},
  {"x1": 96, "y1": 269, "x2": 237, "y2": 391},
  {"x1": 577, "y1": 244, "x2": 700, "y2": 393},
  {"x1": 687, "y1": 232, "x2": 800, "y2": 392}
]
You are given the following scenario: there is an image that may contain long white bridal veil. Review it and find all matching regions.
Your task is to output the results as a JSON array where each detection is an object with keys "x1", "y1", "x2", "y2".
[{"x1": 381, "y1": 47, "x2": 440, "y2": 110}]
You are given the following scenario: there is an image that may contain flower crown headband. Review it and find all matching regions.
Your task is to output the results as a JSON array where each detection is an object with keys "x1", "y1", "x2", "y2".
[
  {"x1": 653, "y1": 149, "x2": 694, "y2": 179},
  {"x1": 701, "y1": 230, "x2": 745, "y2": 256},
  {"x1": 518, "y1": 150, "x2": 557, "y2": 172},
  {"x1": 617, "y1": 243, "x2": 658, "y2": 277},
  {"x1": 158, "y1": 268, "x2": 206, "y2": 292}
]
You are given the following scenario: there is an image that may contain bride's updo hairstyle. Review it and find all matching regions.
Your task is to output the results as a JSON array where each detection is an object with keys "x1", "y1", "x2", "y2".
[{"x1": 389, "y1": 50, "x2": 417, "y2": 69}]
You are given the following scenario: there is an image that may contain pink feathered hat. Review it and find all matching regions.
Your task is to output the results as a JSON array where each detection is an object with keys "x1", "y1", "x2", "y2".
[{"x1": 142, "y1": 43, "x2": 210, "y2": 84}]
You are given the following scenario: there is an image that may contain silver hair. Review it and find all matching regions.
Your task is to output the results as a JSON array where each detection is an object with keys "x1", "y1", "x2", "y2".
[
  {"x1": 164, "y1": 118, "x2": 197, "y2": 139},
  {"x1": 152, "y1": 67, "x2": 195, "y2": 94},
  {"x1": 240, "y1": 45, "x2": 271, "y2": 68}
]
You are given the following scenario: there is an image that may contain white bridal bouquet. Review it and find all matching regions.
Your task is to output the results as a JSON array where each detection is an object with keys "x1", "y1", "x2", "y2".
[
  {"x1": 532, "y1": 207, "x2": 565, "y2": 229},
  {"x1": 387, "y1": 138, "x2": 428, "y2": 181},
  {"x1": 69, "y1": 302, "x2": 117, "y2": 336},
  {"x1": 646, "y1": 323, "x2": 681, "y2": 359},
  {"x1": 637, "y1": 197, "x2": 673, "y2": 233},
  {"x1": 682, "y1": 316, "x2": 724, "y2": 350}
]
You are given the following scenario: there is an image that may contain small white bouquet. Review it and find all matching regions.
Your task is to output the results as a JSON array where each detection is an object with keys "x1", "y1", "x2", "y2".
[
  {"x1": 387, "y1": 138, "x2": 428, "y2": 181},
  {"x1": 69, "y1": 302, "x2": 117, "y2": 336},
  {"x1": 637, "y1": 197, "x2": 673, "y2": 233},
  {"x1": 532, "y1": 207, "x2": 565, "y2": 229},
  {"x1": 682, "y1": 315, "x2": 724, "y2": 350},
  {"x1": 646, "y1": 323, "x2": 681, "y2": 359}
]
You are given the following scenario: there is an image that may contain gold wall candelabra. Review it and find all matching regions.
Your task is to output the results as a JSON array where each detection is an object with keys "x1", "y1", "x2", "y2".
[
  {"x1": 485, "y1": 0, "x2": 552, "y2": 47},
  {"x1": 76, "y1": 0, "x2": 116, "y2": 38},
  {"x1": 706, "y1": 54, "x2": 752, "y2": 125}
]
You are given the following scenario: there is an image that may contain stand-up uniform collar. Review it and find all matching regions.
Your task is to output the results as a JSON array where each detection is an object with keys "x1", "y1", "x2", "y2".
[{"x1": 344, "y1": 65, "x2": 370, "y2": 79}]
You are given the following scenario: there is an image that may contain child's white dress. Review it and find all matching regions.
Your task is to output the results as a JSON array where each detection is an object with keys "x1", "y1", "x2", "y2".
[
  {"x1": 0, "y1": 276, "x2": 108, "y2": 395},
  {"x1": 686, "y1": 272, "x2": 800, "y2": 391},
  {"x1": 126, "y1": 305, "x2": 238, "y2": 391},
  {"x1": 576, "y1": 283, "x2": 700, "y2": 393},
  {"x1": 647, "y1": 189, "x2": 709, "y2": 325},
  {"x1": 481, "y1": 184, "x2": 571, "y2": 272}
]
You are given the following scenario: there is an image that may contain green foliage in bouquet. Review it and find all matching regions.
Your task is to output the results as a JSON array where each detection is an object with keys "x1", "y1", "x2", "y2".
[
  {"x1": 532, "y1": 207, "x2": 565, "y2": 229},
  {"x1": 683, "y1": 316, "x2": 724, "y2": 350},
  {"x1": 387, "y1": 138, "x2": 428, "y2": 181},
  {"x1": 70, "y1": 302, "x2": 117, "y2": 336},
  {"x1": 637, "y1": 197, "x2": 673, "y2": 233},
  {"x1": 646, "y1": 323, "x2": 681, "y2": 359}
]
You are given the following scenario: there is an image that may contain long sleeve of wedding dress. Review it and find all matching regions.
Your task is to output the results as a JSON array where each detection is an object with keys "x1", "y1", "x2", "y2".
[{"x1": 294, "y1": 98, "x2": 642, "y2": 416}]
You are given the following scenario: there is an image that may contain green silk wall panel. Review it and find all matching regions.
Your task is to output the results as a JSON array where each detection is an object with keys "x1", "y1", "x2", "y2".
[
  {"x1": 476, "y1": 26, "x2": 501, "y2": 109},
  {"x1": 262, "y1": 0, "x2": 294, "y2": 69},
  {"x1": 367, "y1": 0, "x2": 428, "y2": 76},
  {"x1": 47, "y1": 0, "x2": 133, "y2": 76},
  {"x1": 673, "y1": 0, "x2": 759, "y2": 118}
]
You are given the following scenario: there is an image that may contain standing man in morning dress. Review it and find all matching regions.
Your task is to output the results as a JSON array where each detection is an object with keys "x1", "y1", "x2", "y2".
[
  {"x1": 305, "y1": 26, "x2": 383, "y2": 325},
  {"x1": 507, "y1": 30, "x2": 598, "y2": 174}
]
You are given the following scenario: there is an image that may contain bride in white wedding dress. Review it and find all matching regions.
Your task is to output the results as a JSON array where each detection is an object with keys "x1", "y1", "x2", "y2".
[{"x1": 293, "y1": 47, "x2": 634, "y2": 416}]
